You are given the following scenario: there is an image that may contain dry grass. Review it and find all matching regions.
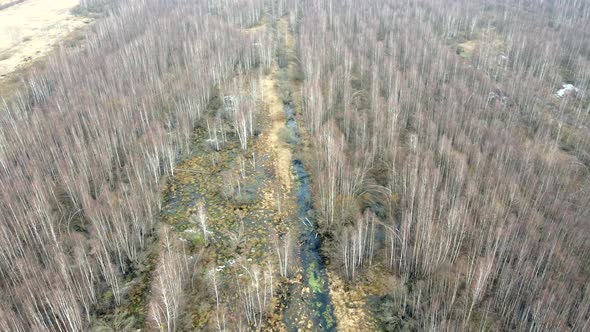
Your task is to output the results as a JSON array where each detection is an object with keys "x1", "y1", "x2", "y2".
[
  {"x1": 261, "y1": 65, "x2": 293, "y2": 192},
  {"x1": 0, "y1": 0, "x2": 91, "y2": 79},
  {"x1": 328, "y1": 265, "x2": 401, "y2": 331},
  {"x1": 327, "y1": 272, "x2": 377, "y2": 331},
  {"x1": 243, "y1": 13, "x2": 293, "y2": 191},
  {"x1": 457, "y1": 28, "x2": 505, "y2": 60},
  {"x1": 457, "y1": 39, "x2": 477, "y2": 58}
]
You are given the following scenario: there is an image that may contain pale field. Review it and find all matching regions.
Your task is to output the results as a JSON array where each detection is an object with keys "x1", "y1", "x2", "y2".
[
  {"x1": 0, "y1": 1, "x2": 21, "y2": 6},
  {"x1": 0, "y1": 0, "x2": 90, "y2": 79}
]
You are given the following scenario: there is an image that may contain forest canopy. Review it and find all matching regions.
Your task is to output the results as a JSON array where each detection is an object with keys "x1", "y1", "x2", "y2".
[{"x1": 0, "y1": 0, "x2": 588, "y2": 331}]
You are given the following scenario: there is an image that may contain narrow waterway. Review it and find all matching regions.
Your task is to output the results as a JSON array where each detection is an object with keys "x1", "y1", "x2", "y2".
[{"x1": 282, "y1": 103, "x2": 337, "y2": 331}]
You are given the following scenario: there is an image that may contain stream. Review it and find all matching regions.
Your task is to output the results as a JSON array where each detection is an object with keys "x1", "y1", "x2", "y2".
[{"x1": 282, "y1": 103, "x2": 337, "y2": 331}]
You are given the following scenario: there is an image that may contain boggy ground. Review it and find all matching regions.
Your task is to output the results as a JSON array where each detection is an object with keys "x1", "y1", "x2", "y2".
[
  {"x1": 157, "y1": 13, "x2": 341, "y2": 331},
  {"x1": 160, "y1": 71, "x2": 297, "y2": 329},
  {"x1": 275, "y1": 15, "x2": 388, "y2": 332},
  {"x1": 157, "y1": 11, "x2": 392, "y2": 332},
  {"x1": 156, "y1": 32, "x2": 321, "y2": 326}
]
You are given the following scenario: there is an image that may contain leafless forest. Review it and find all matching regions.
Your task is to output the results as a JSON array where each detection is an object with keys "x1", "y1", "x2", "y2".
[{"x1": 0, "y1": 0, "x2": 589, "y2": 331}]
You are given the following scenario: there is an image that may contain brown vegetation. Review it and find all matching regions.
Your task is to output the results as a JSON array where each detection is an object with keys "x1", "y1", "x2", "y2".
[
  {"x1": 1, "y1": 0, "x2": 589, "y2": 330},
  {"x1": 291, "y1": 0, "x2": 590, "y2": 330},
  {"x1": 0, "y1": 0, "x2": 272, "y2": 329}
]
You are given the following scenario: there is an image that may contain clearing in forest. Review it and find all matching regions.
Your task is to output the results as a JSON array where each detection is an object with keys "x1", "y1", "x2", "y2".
[
  {"x1": 0, "y1": 0, "x2": 90, "y2": 79},
  {"x1": 157, "y1": 13, "x2": 342, "y2": 331}
]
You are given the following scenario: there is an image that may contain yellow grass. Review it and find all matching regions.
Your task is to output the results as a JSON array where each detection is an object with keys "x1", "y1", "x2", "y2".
[
  {"x1": 457, "y1": 39, "x2": 477, "y2": 58},
  {"x1": 327, "y1": 271, "x2": 378, "y2": 331},
  {"x1": 457, "y1": 28, "x2": 505, "y2": 60},
  {"x1": 0, "y1": 0, "x2": 90, "y2": 79},
  {"x1": 243, "y1": 13, "x2": 294, "y2": 191},
  {"x1": 261, "y1": 66, "x2": 293, "y2": 192}
]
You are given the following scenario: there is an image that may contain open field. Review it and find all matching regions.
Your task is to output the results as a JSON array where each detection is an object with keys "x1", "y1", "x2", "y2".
[{"x1": 0, "y1": 0, "x2": 90, "y2": 79}]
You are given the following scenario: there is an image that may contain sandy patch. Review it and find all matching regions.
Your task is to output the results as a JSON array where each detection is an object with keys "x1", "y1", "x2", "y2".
[
  {"x1": 243, "y1": 18, "x2": 267, "y2": 33},
  {"x1": 261, "y1": 66, "x2": 293, "y2": 192},
  {"x1": 245, "y1": 15, "x2": 293, "y2": 193},
  {"x1": 278, "y1": 18, "x2": 294, "y2": 51},
  {"x1": 0, "y1": 0, "x2": 90, "y2": 78}
]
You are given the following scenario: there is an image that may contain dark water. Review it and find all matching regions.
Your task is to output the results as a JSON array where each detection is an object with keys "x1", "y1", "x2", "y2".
[{"x1": 284, "y1": 103, "x2": 337, "y2": 331}]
